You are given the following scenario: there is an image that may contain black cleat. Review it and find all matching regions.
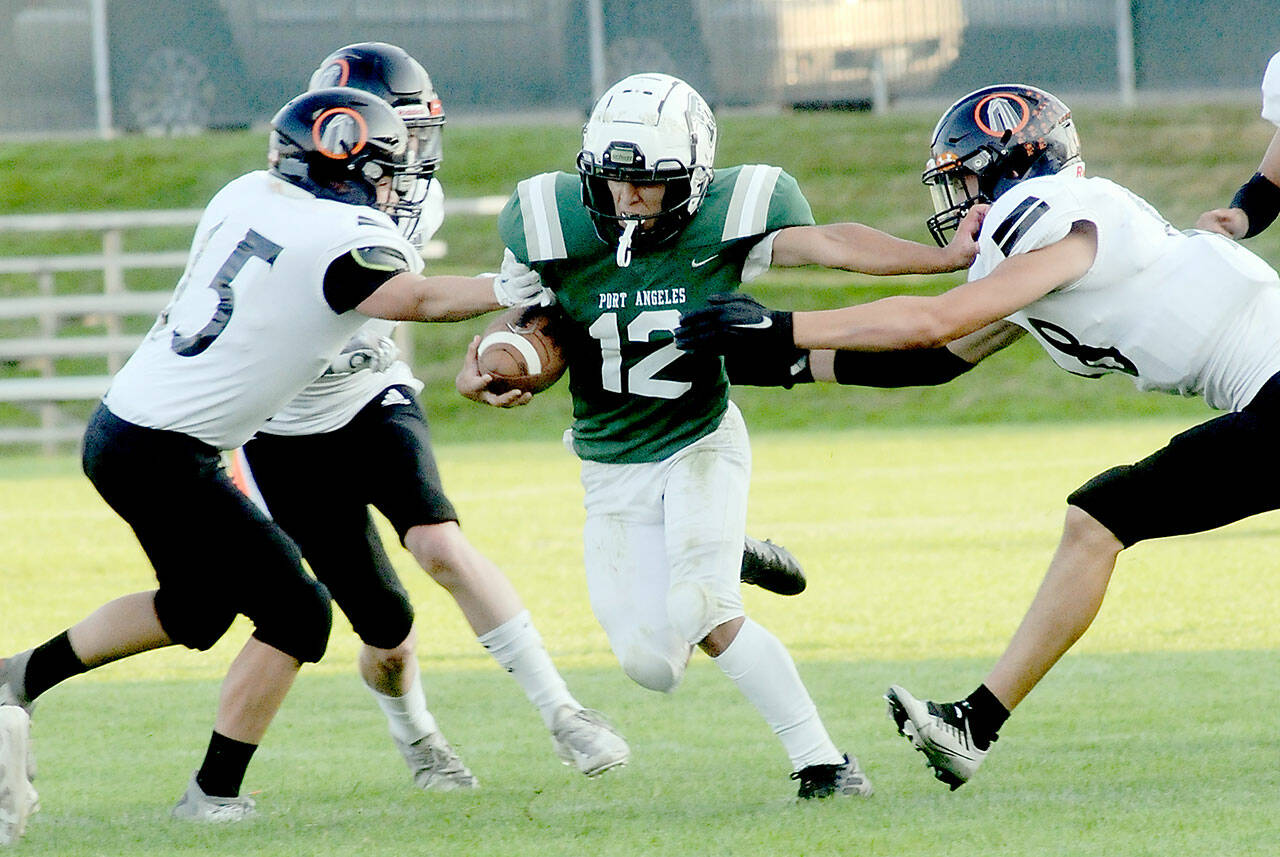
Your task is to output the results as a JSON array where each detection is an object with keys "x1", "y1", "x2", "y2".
[
  {"x1": 791, "y1": 754, "x2": 873, "y2": 799},
  {"x1": 740, "y1": 536, "x2": 806, "y2": 595}
]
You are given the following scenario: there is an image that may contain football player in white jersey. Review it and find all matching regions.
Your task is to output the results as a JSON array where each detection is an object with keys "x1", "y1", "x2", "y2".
[
  {"x1": 0, "y1": 86, "x2": 549, "y2": 839},
  {"x1": 232, "y1": 42, "x2": 631, "y2": 790},
  {"x1": 1197, "y1": 50, "x2": 1280, "y2": 239},
  {"x1": 676, "y1": 83, "x2": 1280, "y2": 791},
  {"x1": 459, "y1": 73, "x2": 982, "y2": 800}
]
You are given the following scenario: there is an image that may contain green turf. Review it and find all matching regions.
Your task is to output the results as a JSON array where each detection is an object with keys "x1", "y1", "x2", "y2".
[{"x1": 2, "y1": 421, "x2": 1276, "y2": 854}]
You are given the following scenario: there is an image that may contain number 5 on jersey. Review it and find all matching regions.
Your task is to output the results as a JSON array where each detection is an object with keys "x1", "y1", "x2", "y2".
[{"x1": 171, "y1": 230, "x2": 283, "y2": 357}]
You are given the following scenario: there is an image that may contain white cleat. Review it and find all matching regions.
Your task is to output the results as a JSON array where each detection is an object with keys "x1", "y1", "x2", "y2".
[
  {"x1": 885, "y1": 684, "x2": 989, "y2": 790},
  {"x1": 550, "y1": 707, "x2": 630, "y2": 777},
  {"x1": 0, "y1": 706, "x2": 37, "y2": 845},
  {"x1": 395, "y1": 732, "x2": 478, "y2": 791},
  {"x1": 171, "y1": 772, "x2": 257, "y2": 823}
]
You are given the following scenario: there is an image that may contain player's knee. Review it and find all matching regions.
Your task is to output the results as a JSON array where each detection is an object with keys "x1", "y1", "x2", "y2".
[
  {"x1": 404, "y1": 522, "x2": 471, "y2": 583},
  {"x1": 621, "y1": 643, "x2": 686, "y2": 693},
  {"x1": 350, "y1": 588, "x2": 414, "y2": 651},
  {"x1": 252, "y1": 577, "x2": 334, "y2": 664},
  {"x1": 154, "y1": 592, "x2": 235, "y2": 652},
  {"x1": 364, "y1": 632, "x2": 416, "y2": 677},
  {"x1": 1061, "y1": 503, "x2": 1125, "y2": 554},
  {"x1": 667, "y1": 580, "x2": 716, "y2": 644}
]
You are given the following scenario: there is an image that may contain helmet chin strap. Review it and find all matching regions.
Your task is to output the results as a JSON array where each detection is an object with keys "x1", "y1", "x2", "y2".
[{"x1": 616, "y1": 220, "x2": 637, "y2": 268}]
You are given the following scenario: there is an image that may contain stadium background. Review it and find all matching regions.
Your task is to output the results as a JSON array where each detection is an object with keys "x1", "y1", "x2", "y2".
[
  {"x1": 2, "y1": 3, "x2": 1280, "y2": 451},
  {"x1": 0, "y1": 6, "x2": 1278, "y2": 855},
  {"x1": 1, "y1": 0, "x2": 1278, "y2": 134}
]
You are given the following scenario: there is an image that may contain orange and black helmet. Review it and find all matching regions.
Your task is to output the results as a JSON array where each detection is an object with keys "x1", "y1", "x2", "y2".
[
  {"x1": 923, "y1": 84, "x2": 1083, "y2": 246},
  {"x1": 268, "y1": 87, "x2": 411, "y2": 209}
]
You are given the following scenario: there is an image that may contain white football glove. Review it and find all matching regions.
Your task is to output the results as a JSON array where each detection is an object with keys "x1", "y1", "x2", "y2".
[
  {"x1": 491, "y1": 247, "x2": 554, "y2": 307},
  {"x1": 326, "y1": 333, "x2": 399, "y2": 376}
]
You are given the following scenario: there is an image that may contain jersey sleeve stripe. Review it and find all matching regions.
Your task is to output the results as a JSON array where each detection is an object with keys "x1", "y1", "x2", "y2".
[
  {"x1": 998, "y1": 200, "x2": 1049, "y2": 256},
  {"x1": 990, "y1": 196, "x2": 1049, "y2": 256},
  {"x1": 722, "y1": 165, "x2": 782, "y2": 241},
  {"x1": 517, "y1": 174, "x2": 567, "y2": 261}
]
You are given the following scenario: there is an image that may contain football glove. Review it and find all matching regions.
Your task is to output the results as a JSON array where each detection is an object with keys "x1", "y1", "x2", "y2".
[
  {"x1": 492, "y1": 248, "x2": 554, "y2": 308},
  {"x1": 326, "y1": 332, "x2": 399, "y2": 375},
  {"x1": 675, "y1": 292, "x2": 795, "y2": 356}
]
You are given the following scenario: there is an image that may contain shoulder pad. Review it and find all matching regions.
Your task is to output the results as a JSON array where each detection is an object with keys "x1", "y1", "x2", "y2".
[
  {"x1": 509, "y1": 172, "x2": 568, "y2": 262},
  {"x1": 718, "y1": 165, "x2": 813, "y2": 242},
  {"x1": 1263, "y1": 51, "x2": 1280, "y2": 126},
  {"x1": 350, "y1": 245, "x2": 412, "y2": 273},
  {"x1": 982, "y1": 176, "x2": 1084, "y2": 259}
]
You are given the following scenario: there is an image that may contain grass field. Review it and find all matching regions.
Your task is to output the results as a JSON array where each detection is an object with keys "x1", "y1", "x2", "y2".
[
  {"x1": 2, "y1": 420, "x2": 1277, "y2": 856},
  {"x1": 2, "y1": 95, "x2": 1279, "y2": 854}
]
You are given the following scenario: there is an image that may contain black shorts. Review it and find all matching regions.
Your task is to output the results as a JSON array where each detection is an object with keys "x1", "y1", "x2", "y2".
[
  {"x1": 1069, "y1": 372, "x2": 1280, "y2": 547},
  {"x1": 240, "y1": 386, "x2": 457, "y2": 648},
  {"x1": 81, "y1": 403, "x2": 331, "y2": 662}
]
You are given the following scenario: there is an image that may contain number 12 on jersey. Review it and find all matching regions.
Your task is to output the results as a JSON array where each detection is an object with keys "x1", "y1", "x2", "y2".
[{"x1": 587, "y1": 309, "x2": 692, "y2": 399}]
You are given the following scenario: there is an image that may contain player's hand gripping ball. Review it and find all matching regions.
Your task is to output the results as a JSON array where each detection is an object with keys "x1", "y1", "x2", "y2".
[{"x1": 476, "y1": 304, "x2": 568, "y2": 394}]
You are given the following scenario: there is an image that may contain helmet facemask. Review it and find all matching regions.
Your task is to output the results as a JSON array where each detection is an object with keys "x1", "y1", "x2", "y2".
[
  {"x1": 385, "y1": 110, "x2": 444, "y2": 243},
  {"x1": 578, "y1": 144, "x2": 706, "y2": 261},
  {"x1": 923, "y1": 148, "x2": 998, "y2": 247}
]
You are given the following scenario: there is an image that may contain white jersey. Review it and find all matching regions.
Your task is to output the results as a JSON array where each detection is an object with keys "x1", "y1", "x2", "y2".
[
  {"x1": 104, "y1": 171, "x2": 422, "y2": 448},
  {"x1": 971, "y1": 173, "x2": 1280, "y2": 412},
  {"x1": 261, "y1": 180, "x2": 446, "y2": 436},
  {"x1": 1261, "y1": 51, "x2": 1280, "y2": 127}
]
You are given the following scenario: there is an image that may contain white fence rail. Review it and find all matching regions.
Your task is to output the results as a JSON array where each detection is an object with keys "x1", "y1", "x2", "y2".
[{"x1": 0, "y1": 197, "x2": 506, "y2": 451}]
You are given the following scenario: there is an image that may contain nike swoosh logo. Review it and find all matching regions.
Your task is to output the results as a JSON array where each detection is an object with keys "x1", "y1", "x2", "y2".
[
  {"x1": 736, "y1": 318, "x2": 772, "y2": 330},
  {"x1": 691, "y1": 253, "x2": 719, "y2": 268}
]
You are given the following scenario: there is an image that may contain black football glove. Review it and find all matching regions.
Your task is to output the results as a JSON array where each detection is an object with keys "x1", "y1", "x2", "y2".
[
  {"x1": 675, "y1": 293, "x2": 794, "y2": 354},
  {"x1": 676, "y1": 293, "x2": 808, "y2": 388}
]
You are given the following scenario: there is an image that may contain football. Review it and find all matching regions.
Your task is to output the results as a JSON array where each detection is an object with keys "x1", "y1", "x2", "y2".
[{"x1": 476, "y1": 304, "x2": 569, "y2": 394}]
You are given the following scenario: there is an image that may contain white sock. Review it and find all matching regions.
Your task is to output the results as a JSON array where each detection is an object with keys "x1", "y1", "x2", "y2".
[
  {"x1": 477, "y1": 610, "x2": 578, "y2": 729},
  {"x1": 713, "y1": 618, "x2": 844, "y2": 771},
  {"x1": 366, "y1": 671, "x2": 437, "y2": 745}
]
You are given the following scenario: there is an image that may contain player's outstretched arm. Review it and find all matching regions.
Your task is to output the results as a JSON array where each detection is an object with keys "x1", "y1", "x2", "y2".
[
  {"x1": 455, "y1": 335, "x2": 534, "y2": 408},
  {"x1": 357, "y1": 272, "x2": 503, "y2": 322},
  {"x1": 1196, "y1": 127, "x2": 1280, "y2": 239},
  {"x1": 680, "y1": 223, "x2": 1093, "y2": 357},
  {"x1": 685, "y1": 300, "x2": 1019, "y2": 388},
  {"x1": 792, "y1": 221, "x2": 1095, "y2": 351},
  {"x1": 769, "y1": 204, "x2": 986, "y2": 275},
  {"x1": 357, "y1": 255, "x2": 551, "y2": 323}
]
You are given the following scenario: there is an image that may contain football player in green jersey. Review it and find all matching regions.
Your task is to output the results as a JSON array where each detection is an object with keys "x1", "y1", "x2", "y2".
[{"x1": 458, "y1": 72, "x2": 981, "y2": 799}]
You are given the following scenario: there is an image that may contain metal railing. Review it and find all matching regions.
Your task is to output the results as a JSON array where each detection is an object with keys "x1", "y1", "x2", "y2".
[{"x1": 0, "y1": 197, "x2": 507, "y2": 451}]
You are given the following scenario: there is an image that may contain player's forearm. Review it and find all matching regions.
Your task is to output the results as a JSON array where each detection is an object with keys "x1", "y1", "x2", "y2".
[
  {"x1": 792, "y1": 296, "x2": 958, "y2": 351},
  {"x1": 412, "y1": 276, "x2": 503, "y2": 322},
  {"x1": 776, "y1": 223, "x2": 963, "y2": 275}
]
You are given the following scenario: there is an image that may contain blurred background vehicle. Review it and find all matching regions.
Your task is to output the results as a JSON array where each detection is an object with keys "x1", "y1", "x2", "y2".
[
  {"x1": 4, "y1": 0, "x2": 968, "y2": 133},
  {"x1": 0, "y1": 0, "x2": 1277, "y2": 136}
]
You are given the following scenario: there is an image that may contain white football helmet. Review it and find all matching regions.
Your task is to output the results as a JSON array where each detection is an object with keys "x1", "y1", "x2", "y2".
[{"x1": 578, "y1": 73, "x2": 716, "y2": 265}]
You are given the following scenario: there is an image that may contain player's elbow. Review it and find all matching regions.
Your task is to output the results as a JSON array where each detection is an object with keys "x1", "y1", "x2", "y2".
[{"x1": 896, "y1": 305, "x2": 963, "y2": 349}]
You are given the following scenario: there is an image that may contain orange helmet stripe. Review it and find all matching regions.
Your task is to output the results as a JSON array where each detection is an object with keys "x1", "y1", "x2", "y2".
[
  {"x1": 973, "y1": 92, "x2": 1030, "y2": 137},
  {"x1": 312, "y1": 106, "x2": 368, "y2": 159}
]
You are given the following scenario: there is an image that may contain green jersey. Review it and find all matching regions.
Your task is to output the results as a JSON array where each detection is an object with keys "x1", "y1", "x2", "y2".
[{"x1": 498, "y1": 165, "x2": 813, "y2": 463}]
